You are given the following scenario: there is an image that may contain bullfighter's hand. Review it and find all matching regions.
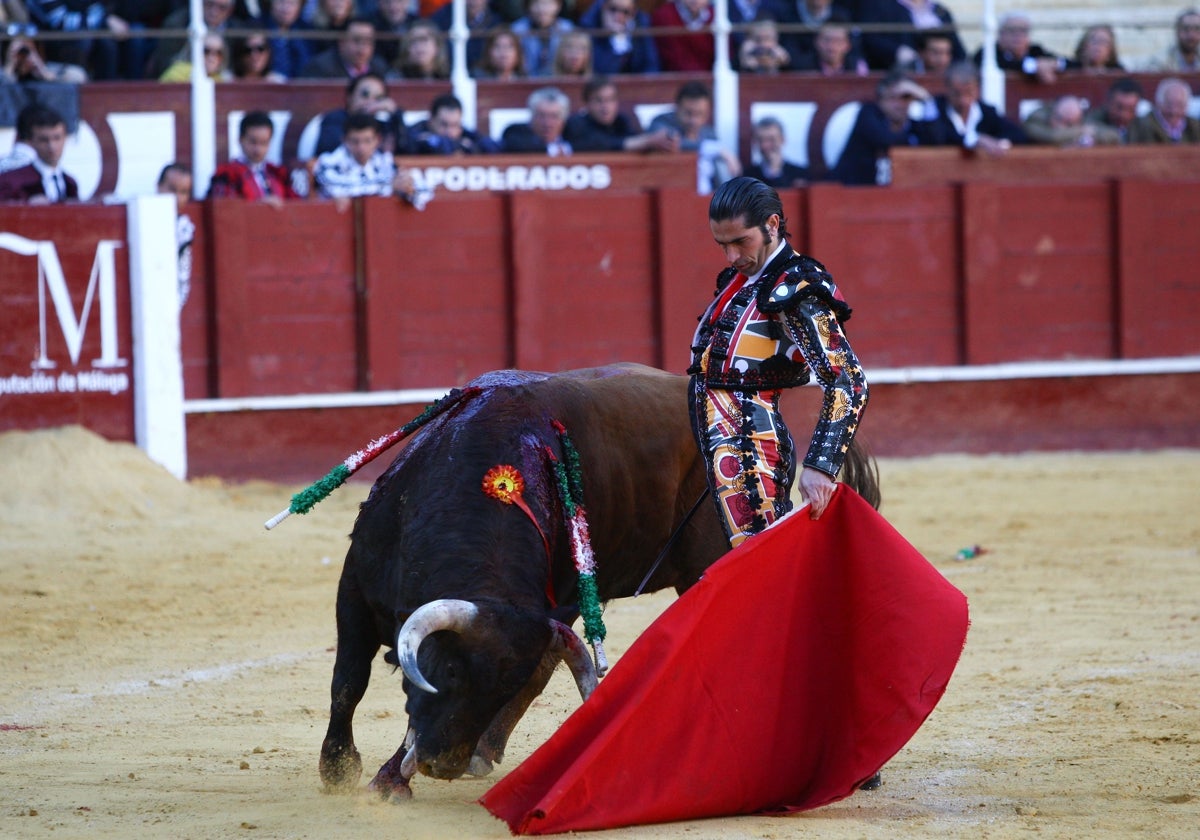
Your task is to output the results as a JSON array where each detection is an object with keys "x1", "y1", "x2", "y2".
[{"x1": 799, "y1": 467, "x2": 836, "y2": 520}]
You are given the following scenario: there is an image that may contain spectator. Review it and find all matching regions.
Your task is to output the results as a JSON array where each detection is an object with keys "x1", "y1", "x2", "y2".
[
  {"x1": 1143, "y1": 7, "x2": 1200, "y2": 72},
  {"x1": 728, "y1": 0, "x2": 782, "y2": 59},
  {"x1": 1022, "y1": 95, "x2": 1120, "y2": 147},
  {"x1": 0, "y1": 104, "x2": 38, "y2": 173},
  {"x1": 313, "y1": 111, "x2": 395, "y2": 208},
  {"x1": 473, "y1": 26, "x2": 526, "y2": 80},
  {"x1": 830, "y1": 70, "x2": 930, "y2": 186},
  {"x1": 775, "y1": 0, "x2": 857, "y2": 69},
  {"x1": 511, "y1": 0, "x2": 573, "y2": 77},
  {"x1": 853, "y1": 0, "x2": 965, "y2": 71},
  {"x1": 745, "y1": 116, "x2": 810, "y2": 189},
  {"x1": 156, "y1": 162, "x2": 195, "y2": 309},
  {"x1": 394, "y1": 18, "x2": 450, "y2": 80},
  {"x1": 231, "y1": 32, "x2": 287, "y2": 82},
  {"x1": 299, "y1": 16, "x2": 389, "y2": 78},
  {"x1": 207, "y1": 110, "x2": 298, "y2": 205},
  {"x1": 2, "y1": 33, "x2": 89, "y2": 82},
  {"x1": 563, "y1": 76, "x2": 679, "y2": 153},
  {"x1": 305, "y1": 0, "x2": 356, "y2": 30},
  {"x1": 159, "y1": 32, "x2": 233, "y2": 82},
  {"x1": 648, "y1": 80, "x2": 741, "y2": 193},
  {"x1": 310, "y1": 72, "x2": 411, "y2": 158},
  {"x1": 552, "y1": 29, "x2": 593, "y2": 76},
  {"x1": 431, "y1": 0, "x2": 501, "y2": 75},
  {"x1": 793, "y1": 19, "x2": 869, "y2": 75},
  {"x1": 23, "y1": 0, "x2": 126, "y2": 80},
  {"x1": 651, "y1": 0, "x2": 714, "y2": 73},
  {"x1": 409, "y1": 93, "x2": 502, "y2": 155},
  {"x1": 147, "y1": 0, "x2": 249, "y2": 79},
  {"x1": 157, "y1": 160, "x2": 193, "y2": 209},
  {"x1": 369, "y1": 0, "x2": 413, "y2": 65},
  {"x1": 914, "y1": 29, "x2": 954, "y2": 76},
  {"x1": 737, "y1": 18, "x2": 791, "y2": 75},
  {"x1": 973, "y1": 11, "x2": 1065, "y2": 84},
  {"x1": 912, "y1": 60, "x2": 1028, "y2": 155},
  {"x1": 1084, "y1": 76, "x2": 1144, "y2": 143},
  {"x1": 107, "y1": 1, "x2": 173, "y2": 79},
  {"x1": 264, "y1": 0, "x2": 314, "y2": 79},
  {"x1": 501, "y1": 86, "x2": 573, "y2": 154},
  {"x1": 0, "y1": 105, "x2": 78, "y2": 204},
  {"x1": 1128, "y1": 77, "x2": 1200, "y2": 144},
  {"x1": 578, "y1": 0, "x2": 660, "y2": 75},
  {"x1": 1065, "y1": 24, "x2": 1125, "y2": 73}
]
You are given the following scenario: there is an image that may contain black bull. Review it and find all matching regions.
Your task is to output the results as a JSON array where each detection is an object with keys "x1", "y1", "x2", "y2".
[{"x1": 319, "y1": 364, "x2": 879, "y2": 800}]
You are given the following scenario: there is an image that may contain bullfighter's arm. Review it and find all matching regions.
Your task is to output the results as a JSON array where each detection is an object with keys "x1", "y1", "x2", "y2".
[{"x1": 779, "y1": 298, "x2": 869, "y2": 480}]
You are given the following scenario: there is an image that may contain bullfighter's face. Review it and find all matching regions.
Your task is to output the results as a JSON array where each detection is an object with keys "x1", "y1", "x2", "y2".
[{"x1": 710, "y1": 212, "x2": 780, "y2": 278}]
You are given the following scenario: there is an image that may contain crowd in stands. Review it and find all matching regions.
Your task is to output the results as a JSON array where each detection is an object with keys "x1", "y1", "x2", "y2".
[
  {"x1": 0, "y1": 1, "x2": 1191, "y2": 82},
  {"x1": 2, "y1": 2, "x2": 1199, "y2": 202}
]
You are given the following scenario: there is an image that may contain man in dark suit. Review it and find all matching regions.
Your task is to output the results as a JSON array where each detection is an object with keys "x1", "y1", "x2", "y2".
[
  {"x1": 912, "y1": 61, "x2": 1028, "y2": 154},
  {"x1": 298, "y1": 18, "x2": 390, "y2": 79},
  {"x1": 562, "y1": 76, "x2": 678, "y2": 153},
  {"x1": 0, "y1": 105, "x2": 79, "y2": 204},
  {"x1": 502, "y1": 87, "x2": 574, "y2": 154},
  {"x1": 831, "y1": 71, "x2": 930, "y2": 185}
]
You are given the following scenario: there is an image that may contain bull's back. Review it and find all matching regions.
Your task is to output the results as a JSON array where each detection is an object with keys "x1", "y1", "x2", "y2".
[{"x1": 522, "y1": 366, "x2": 722, "y2": 596}]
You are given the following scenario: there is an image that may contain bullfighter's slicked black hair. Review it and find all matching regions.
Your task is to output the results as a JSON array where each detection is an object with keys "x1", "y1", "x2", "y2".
[{"x1": 708, "y1": 176, "x2": 790, "y2": 242}]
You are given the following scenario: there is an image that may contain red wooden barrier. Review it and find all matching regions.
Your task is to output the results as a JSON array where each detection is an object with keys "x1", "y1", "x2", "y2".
[
  {"x1": 363, "y1": 192, "x2": 512, "y2": 389},
  {"x1": 963, "y1": 181, "x2": 1118, "y2": 364},
  {"x1": 890, "y1": 146, "x2": 1200, "y2": 188},
  {"x1": 208, "y1": 199, "x2": 358, "y2": 397},
  {"x1": 805, "y1": 183, "x2": 962, "y2": 368},
  {"x1": 1117, "y1": 179, "x2": 1200, "y2": 359},
  {"x1": 183, "y1": 172, "x2": 1200, "y2": 400}
]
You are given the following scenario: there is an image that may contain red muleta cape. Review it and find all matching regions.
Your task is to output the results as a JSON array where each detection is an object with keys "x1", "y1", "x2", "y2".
[{"x1": 480, "y1": 486, "x2": 969, "y2": 835}]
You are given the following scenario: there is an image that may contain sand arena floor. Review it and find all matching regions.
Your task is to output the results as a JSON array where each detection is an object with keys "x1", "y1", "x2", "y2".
[{"x1": 1, "y1": 426, "x2": 1196, "y2": 839}]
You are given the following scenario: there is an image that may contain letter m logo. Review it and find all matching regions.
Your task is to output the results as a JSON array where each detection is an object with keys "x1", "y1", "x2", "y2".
[{"x1": 0, "y1": 233, "x2": 126, "y2": 370}]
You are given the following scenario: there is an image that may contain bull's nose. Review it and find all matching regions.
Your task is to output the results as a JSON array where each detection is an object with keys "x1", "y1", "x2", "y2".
[{"x1": 419, "y1": 755, "x2": 470, "y2": 781}]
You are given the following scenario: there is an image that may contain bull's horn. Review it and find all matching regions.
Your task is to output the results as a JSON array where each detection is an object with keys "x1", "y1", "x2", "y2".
[
  {"x1": 396, "y1": 599, "x2": 482, "y2": 695},
  {"x1": 548, "y1": 619, "x2": 598, "y2": 701}
]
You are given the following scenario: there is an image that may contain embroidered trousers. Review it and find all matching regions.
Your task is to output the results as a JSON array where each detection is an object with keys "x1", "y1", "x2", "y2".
[{"x1": 689, "y1": 382, "x2": 796, "y2": 548}]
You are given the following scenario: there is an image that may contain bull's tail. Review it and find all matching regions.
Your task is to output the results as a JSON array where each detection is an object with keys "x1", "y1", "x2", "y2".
[{"x1": 839, "y1": 437, "x2": 881, "y2": 510}]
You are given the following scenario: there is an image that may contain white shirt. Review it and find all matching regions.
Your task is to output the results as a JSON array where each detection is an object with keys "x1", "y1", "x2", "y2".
[
  {"x1": 947, "y1": 102, "x2": 984, "y2": 148},
  {"x1": 313, "y1": 145, "x2": 395, "y2": 198}
]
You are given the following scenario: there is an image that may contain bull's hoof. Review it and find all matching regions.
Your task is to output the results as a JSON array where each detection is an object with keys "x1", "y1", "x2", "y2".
[
  {"x1": 858, "y1": 772, "x2": 883, "y2": 791},
  {"x1": 466, "y1": 755, "x2": 495, "y2": 777},
  {"x1": 368, "y1": 773, "x2": 414, "y2": 802},
  {"x1": 319, "y1": 741, "x2": 363, "y2": 792}
]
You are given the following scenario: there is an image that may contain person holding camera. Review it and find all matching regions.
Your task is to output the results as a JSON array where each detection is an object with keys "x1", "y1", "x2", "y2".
[
  {"x1": 830, "y1": 70, "x2": 932, "y2": 186},
  {"x1": 2, "y1": 32, "x2": 88, "y2": 82},
  {"x1": 737, "y1": 19, "x2": 791, "y2": 74}
]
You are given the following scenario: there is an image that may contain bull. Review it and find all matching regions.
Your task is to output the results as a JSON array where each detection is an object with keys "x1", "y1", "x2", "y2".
[{"x1": 318, "y1": 363, "x2": 879, "y2": 800}]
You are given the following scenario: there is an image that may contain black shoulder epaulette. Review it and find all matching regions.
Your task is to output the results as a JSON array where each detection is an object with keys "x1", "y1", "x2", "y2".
[{"x1": 758, "y1": 254, "x2": 852, "y2": 321}]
